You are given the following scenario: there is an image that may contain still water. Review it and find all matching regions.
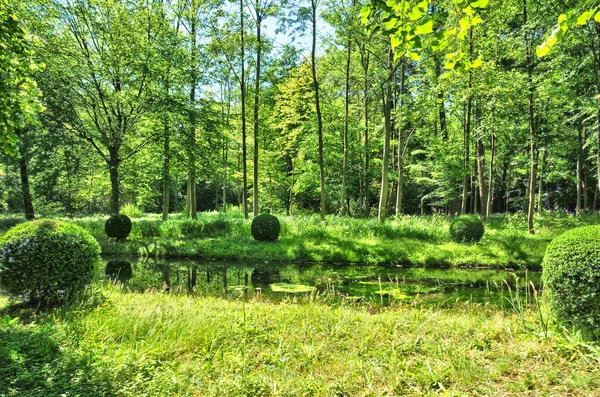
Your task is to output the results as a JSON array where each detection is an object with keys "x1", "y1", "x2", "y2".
[{"x1": 101, "y1": 256, "x2": 543, "y2": 308}]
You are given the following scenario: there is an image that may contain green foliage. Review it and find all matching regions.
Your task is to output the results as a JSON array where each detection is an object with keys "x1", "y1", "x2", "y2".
[
  {"x1": 0, "y1": 216, "x2": 26, "y2": 232},
  {"x1": 449, "y1": 216, "x2": 485, "y2": 244},
  {"x1": 181, "y1": 220, "x2": 203, "y2": 238},
  {"x1": 105, "y1": 260, "x2": 133, "y2": 282},
  {"x1": 542, "y1": 225, "x2": 600, "y2": 334},
  {"x1": 202, "y1": 219, "x2": 229, "y2": 238},
  {"x1": 0, "y1": 0, "x2": 44, "y2": 156},
  {"x1": 105, "y1": 214, "x2": 132, "y2": 240},
  {"x1": 0, "y1": 219, "x2": 100, "y2": 303},
  {"x1": 251, "y1": 214, "x2": 281, "y2": 242},
  {"x1": 121, "y1": 203, "x2": 143, "y2": 219},
  {"x1": 136, "y1": 220, "x2": 161, "y2": 238}
]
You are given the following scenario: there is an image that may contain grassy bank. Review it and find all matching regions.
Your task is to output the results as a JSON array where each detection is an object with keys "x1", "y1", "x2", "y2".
[
  {"x1": 2, "y1": 211, "x2": 598, "y2": 268},
  {"x1": 1, "y1": 285, "x2": 599, "y2": 396}
]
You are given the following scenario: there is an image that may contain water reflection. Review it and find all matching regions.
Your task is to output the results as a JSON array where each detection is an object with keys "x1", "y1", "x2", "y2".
[{"x1": 100, "y1": 256, "x2": 543, "y2": 308}]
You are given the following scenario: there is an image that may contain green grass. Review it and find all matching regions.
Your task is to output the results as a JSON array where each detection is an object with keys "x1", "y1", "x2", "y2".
[
  {"x1": 1, "y1": 284, "x2": 599, "y2": 396},
  {"x1": 1, "y1": 211, "x2": 598, "y2": 268}
]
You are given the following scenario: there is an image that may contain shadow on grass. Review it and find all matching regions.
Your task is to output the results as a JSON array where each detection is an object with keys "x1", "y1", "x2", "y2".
[{"x1": 0, "y1": 322, "x2": 115, "y2": 397}]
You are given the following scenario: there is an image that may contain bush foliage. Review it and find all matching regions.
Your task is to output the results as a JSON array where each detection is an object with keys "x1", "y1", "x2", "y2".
[
  {"x1": 0, "y1": 220, "x2": 101, "y2": 303},
  {"x1": 251, "y1": 214, "x2": 280, "y2": 242},
  {"x1": 449, "y1": 216, "x2": 484, "y2": 244},
  {"x1": 105, "y1": 214, "x2": 132, "y2": 240},
  {"x1": 542, "y1": 225, "x2": 600, "y2": 334}
]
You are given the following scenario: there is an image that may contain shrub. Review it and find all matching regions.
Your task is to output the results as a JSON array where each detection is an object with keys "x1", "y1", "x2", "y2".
[
  {"x1": 542, "y1": 225, "x2": 600, "y2": 334},
  {"x1": 121, "y1": 203, "x2": 143, "y2": 218},
  {"x1": 137, "y1": 220, "x2": 161, "y2": 238},
  {"x1": 251, "y1": 214, "x2": 280, "y2": 242},
  {"x1": 449, "y1": 216, "x2": 484, "y2": 244},
  {"x1": 0, "y1": 219, "x2": 101, "y2": 303},
  {"x1": 181, "y1": 220, "x2": 203, "y2": 238},
  {"x1": 105, "y1": 214, "x2": 132, "y2": 240},
  {"x1": 203, "y1": 219, "x2": 229, "y2": 238}
]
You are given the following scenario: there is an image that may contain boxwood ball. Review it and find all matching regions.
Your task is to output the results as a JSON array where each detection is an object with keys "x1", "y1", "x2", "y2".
[
  {"x1": 251, "y1": 214, "x2": 281, "y2": 242},
  {"x1": 0, "y1": 220, "x2": 101, "y2": 303},
  {"x1": 105, "y1": 214, "x2": 132, "y2": 240}
]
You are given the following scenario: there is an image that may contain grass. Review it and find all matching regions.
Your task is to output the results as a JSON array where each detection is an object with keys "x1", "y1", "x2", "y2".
[
  {"x1": 1, "y1": 284, "x2": 600, "y2": 396},
  {"x1": 1, "y1": 210, "x2": 598, "y2": 268}
]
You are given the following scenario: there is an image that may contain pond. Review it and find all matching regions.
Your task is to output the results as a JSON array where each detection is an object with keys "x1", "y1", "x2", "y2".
[{"x1": 101, "y1": 256, "x2": 543, "y2": 308}]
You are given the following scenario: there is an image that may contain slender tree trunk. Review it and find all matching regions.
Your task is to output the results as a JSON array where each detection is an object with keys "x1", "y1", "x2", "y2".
[
  {"x1": 362, "y1": 51, "x2": 370, "y2": 217},
  {"x1": 253, "y1": 2, "x2": 262, "y2": 217},
  {"x1": 434, "y1": 56, "x2": 447, "y2": 140},
  {"x1": 395, "y1": 61, "x2": 406, "y2": 217},
  {"x1": 341, "y1": 35, "x2": 351, "y2": 216},
  {"x1": 486, "y1": 131, "x2": 495, "y2": 219},
  {"x1": 19, "y1": 155, "x2": 34, "y2": 220},
  {"x1": 188, "y1": 7, "x2": 198, "y2": 220},
  {"x1": 537, "y1": 149, "x2": 546, "y2": 212},
  {"x1": 108, "y1": 148, "x2": 120, "y2": 214},
  {"x1": 378, "y1": 50, "x2": 393, "y2": 223},
  {"x1": 240, "y1": 0, "x2": 248, "y2": 219},
  {"x1": 524, "y1": 0, "x2": 536, "y2": 234},
  {"x1": 311, "y1": 0, "x2": 326, "y2": 220},
  {"x1": 162, "y1": 77, "x2": 170, "y2": 221},
  {"x1": 577, "y1": 124, "x2": 584, "y2": 217},
  {"x1": 476, "y1": 109, "x2": 487, "y2": 218},
  {"x1": 461, "y1": 29, "x2": 474, "y2": 215}
]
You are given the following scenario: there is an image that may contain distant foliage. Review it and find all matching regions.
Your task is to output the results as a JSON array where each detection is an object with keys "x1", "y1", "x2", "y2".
[
  {"x1": 0, "y1": 216, "x2": 26, "y2": 232},
  {"x1": 251, "y1": 214, "x2": 281, "y2": 242},
  {"x1": 543, "y1": 226, "x2": 600, "y2": 335},
  {"x1": 181, "y1": 220, "x2": 203, "y2": 238},
  {"x1": 449, "y1": 216, "x2": 484, "y2": 244},
  {"x1": 121, "y1": 203, "x2": 143, "y2": 218},
  {"x1": 203, "y1": 219, "x2": 229, "y2": 238},
  {"x1": 0, "y1": 219, "x2": 101, "y2": 303},
  {"x1": 105, "y1": 214, "x2": 132, "y2": 240},
  {"x1": 137, "y1": 220, "x2": 161, "y2": 237}
]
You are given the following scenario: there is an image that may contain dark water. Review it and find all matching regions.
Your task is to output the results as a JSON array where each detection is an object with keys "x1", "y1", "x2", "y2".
[{"x1": 101, "y1": 257, "x2": 543, "y2": 308}]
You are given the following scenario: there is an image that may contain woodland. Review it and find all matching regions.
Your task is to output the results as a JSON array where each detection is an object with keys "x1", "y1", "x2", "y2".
[{"x1": 1, "y1": 0, "x2": 598, "y2": 236}]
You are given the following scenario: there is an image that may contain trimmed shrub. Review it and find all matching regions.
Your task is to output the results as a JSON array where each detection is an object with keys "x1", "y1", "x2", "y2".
[
  {"x1": 251, "y1": 214, "x2": 280, "y2": 242},
  {"x1": 449, "y1": 216, "x2": 484, "y2": 244},
  {"x1": 105, "y1": 214, "x2": 132, "y2": 240},
  {"x1": 542, "y1": 225, "x2": 600, "y2": 334},
  {"x1": 0, "y1": 219, "x2": 101, "y2": 303},
  {"x1": 137, "y1": 220, "x2": 161, "y2": 238}
]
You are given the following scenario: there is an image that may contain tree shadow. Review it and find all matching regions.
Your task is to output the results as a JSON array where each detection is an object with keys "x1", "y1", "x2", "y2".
[{"x1": 0, "y1": 323, "x2": 116, "y2": 396}]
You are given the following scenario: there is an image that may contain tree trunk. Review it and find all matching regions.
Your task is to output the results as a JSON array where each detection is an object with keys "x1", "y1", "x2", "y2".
[
  {"x1": 340, "y1": 35, "x2": 351, "y2": 216},
  {"x1": 395, "y1": 61, "x2": 406, "y2": 217},
  {"x1": 162, "y1": 82, "x2": 170, "y2": 221},
  {"x1": 378, "y1": 49, "x2": 393, "y2": 223},
  {"x1": 476, "y1": 113, "x2": 487, "y2": 218},
  {"x1": 524, "y1": 0, "x2": 536, "y2": 234},
  {"x1": 486, "y1": 131, "x2": 495, "y2": 219},
  {"x1": 362, "y1": 51, "x2": 370, "y2": 217},
  {"x1": 19, "y1": 155, "x2": 34, "y2": 220},
  {"x1": 253, "y1": 2, "x2": 262, "y2": 217},
  {"x1": 240, "y1": 0, "x2": 248, "y2": 219},
  {"x1": 188, "y1": 7, "x2": 198, "y2": 220},
  {"x1": 461, "y1": 29, "x2": 474, "y2": 215},
  {"x1": 537, "y1": 149, "x2": 545, "y2": 212},
  {"x1": 577, "y1": 124, "x2": 583, "y2": 217},
  {"x1": 108, "y1": 148, "x2": 120, "y2": 214},
  {"x1": 311, "y1": 0, "x2": 326, "y2": 220},
  {"x1": 434, "y1": 55, "x2": 447, "y2": 140}
]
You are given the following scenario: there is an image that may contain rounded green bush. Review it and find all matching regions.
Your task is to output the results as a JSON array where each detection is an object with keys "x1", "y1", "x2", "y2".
[
  {"x1": 449, "y1": 216, "x2": 484, "y2": 244},
  {"x1": 105, "y1": 214, "x2": 132, "y2": 240},
  {"x1": 0, "y1": 220, "x2": 101, "y2": 303},
  {"x1": 542, "y1": 225, "x2": 600, "y2": 333},
  {"x1": 251, "y1": 214, "x2": 281, "y2": 242}
]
